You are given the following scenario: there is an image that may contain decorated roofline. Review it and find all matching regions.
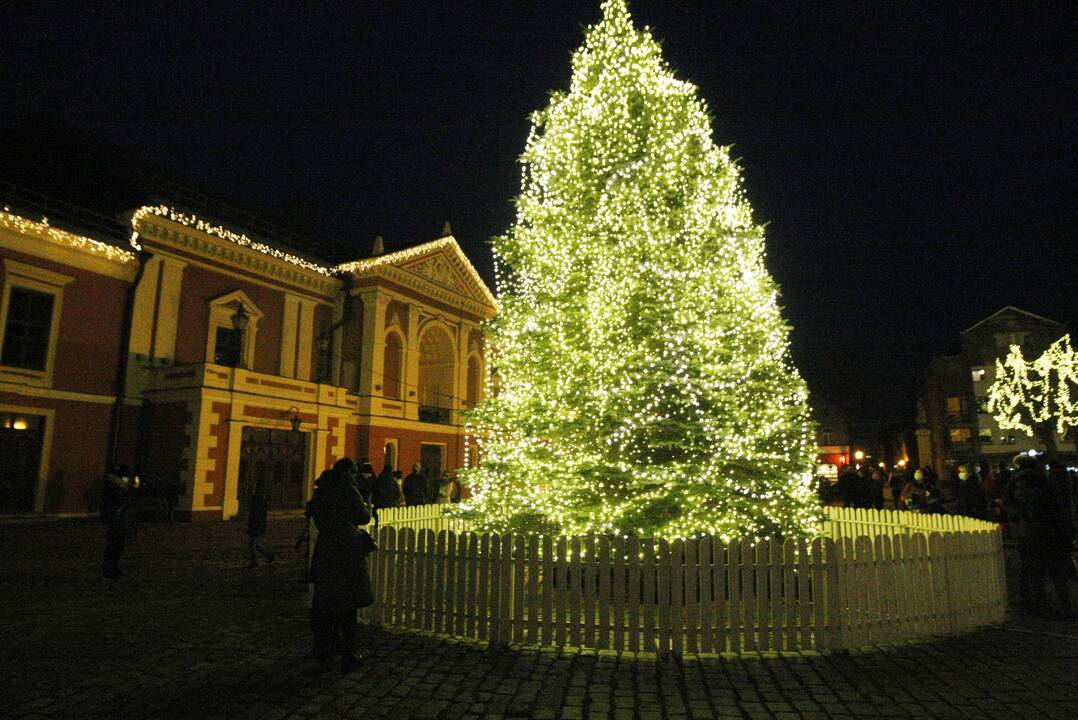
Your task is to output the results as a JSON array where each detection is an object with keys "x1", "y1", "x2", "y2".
[
  {"x1": 129, "y1": 205, "x2": 496, "y2": 308},
  {"x1": 129, "y1": 205, "x2": 336, "y2": 276},
  {"x1": 1, "y1": 207, "x2": 137, "y2": 265},
  {"x1": 337, "y1": 236, "x2": 497, "y2": 308}
]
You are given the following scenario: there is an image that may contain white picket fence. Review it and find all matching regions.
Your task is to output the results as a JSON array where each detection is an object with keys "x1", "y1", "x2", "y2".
[{"x1": 350, "y1": 505, "x2": 1006, "y2": 654}]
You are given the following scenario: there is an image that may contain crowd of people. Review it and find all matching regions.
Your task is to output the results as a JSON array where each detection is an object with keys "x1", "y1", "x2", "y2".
[{"x1": 818, "y1": 454, "x2": 1076, "y2": 621}]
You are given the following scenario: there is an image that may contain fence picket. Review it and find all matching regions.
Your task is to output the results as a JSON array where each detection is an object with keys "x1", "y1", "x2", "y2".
[
  {"x1": 825, "y1": 537, "x2": 842, "y2": 651},
  {"x1": 612, "y1": 535, "x2": 626, "y2": 652},
  {"x1": 684, "y1": 538, "x2": 699, "y2": 654},
  {"x1": 527, "y1": 535, "x2": 540, "y2": 645},
  {"x1": 643, "y1": 540, "x2": 657, "y2": 653},
  {"x1": 756, "y1": 540, "x2": 769, "y2": 651},
  {"x1": 569, "y1": 536, "x2": 583, "y2": 648},
  {"x1": 555, "y1": 536, "x2": 568, "y2": 648},
  {"x1": 484, "y1": 533, "x2": 498, "y2": 644},
  {"x1": 502, "y1": 534, "x2": 515, "y2": 646},
  {"x1": 422, "y1": 529, "x2": 435, "y2": 631},
  {"x1": 542, "y1": 535, "x2": 554, "y2": 646},
  {"x1": 698, "y1": 538, "x2": 713, "y2": 654},
  {"x1": 657, "y1": 539, "x2": 672, "y2": 655},
  {"x1": 797, "y1": 538, "x2": 811, "y2": 650},
  {"x1": 463, "y1": 533, "x2": 476, "y2": 638},
  {"x1": 627, "y1": 537, "x2": 641, "y2": 653},
  {"x1": 513, "y1": 536, "x2": 526, "y2": 644},
  {"x1": 771, "y1": 539, "x2": 784, "y2": 651},
  {"x1": 715, "y1": 540, "x2": 728, "y2": 653},
  {"x1": 598, "y1": 536, "x2": 611, "y2": 650},
  {"x1": 741, "y1": 538, "x2": 755, "y2": 651},
  {"x1": 583, "y1": 536, "x2": 596, "y2": 649},
  {"x1": 728, "y1": 540, "x2": 741, "y2": 654},
  {"x1": 783, "y1": 539, "x2": 796, "y2": 650},
  {"x1": 810, "y1": 537, "x2": 825, "y2": 651},
  {"x1": 435, "y1": 531, "x2": 447, "y2": 634},
  {"x1": 671, "y1": 540, "x2": 685, "y2": 657}
]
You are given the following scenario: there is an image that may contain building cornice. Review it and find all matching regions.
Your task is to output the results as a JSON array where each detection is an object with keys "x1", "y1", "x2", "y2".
[
  {"x1": 0, "y1": 209, "x2": 137, "y2": 281},
  {"x1": 131, "y1": 209, "x2": 341, "y2": 298}
]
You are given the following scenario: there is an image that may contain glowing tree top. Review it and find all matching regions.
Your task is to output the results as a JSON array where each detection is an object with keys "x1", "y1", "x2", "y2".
[
  {"x1": 987, "y1": 334, "x2": 1078, "y2": 457},
  {"x1": 457, "y1": 0, "x2": 819, "y2": 540}
]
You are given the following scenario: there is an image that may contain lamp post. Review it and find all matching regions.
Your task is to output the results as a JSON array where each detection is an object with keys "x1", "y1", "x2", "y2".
[
  {"x1": 230, "y1": 302, "x2": 249, "y2": 368},
  {"x1": 287, "y1": 406, "x2": 301, "y2": 433}
]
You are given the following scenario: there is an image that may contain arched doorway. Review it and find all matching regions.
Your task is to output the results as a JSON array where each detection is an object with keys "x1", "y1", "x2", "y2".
[{"x1": 418, "y1": 326, "x2": 455, "y2": 424}]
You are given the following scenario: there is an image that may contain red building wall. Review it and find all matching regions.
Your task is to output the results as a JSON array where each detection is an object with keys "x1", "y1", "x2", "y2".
[
  {"x1": 172, "y1": 264, "x2": 286, "y2": 374},
  {"x1": 0, "y1": 246, "x2": 129, "y2": 396}
]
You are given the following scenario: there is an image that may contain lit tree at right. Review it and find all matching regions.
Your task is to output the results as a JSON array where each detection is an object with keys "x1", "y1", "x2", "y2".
[{"x1": 987, "y1": 334, "x2": 1078, "y2": 458}]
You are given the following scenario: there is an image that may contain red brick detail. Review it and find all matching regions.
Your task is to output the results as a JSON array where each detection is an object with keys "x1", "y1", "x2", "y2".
[
  {"x1": 241, "y1": 405, "x2": 316, "y2": 425},
  {"x1": 345, "y1": 423, "x2": 359, "y2": 461},
  {"x1": 324, "y1": 416, "x2": 340, "y2": 468},
  {"x1": 202, "y1": 401, "x2": 231, "y2": 506}
]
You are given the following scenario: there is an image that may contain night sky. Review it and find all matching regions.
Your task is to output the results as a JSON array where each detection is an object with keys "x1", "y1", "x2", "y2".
[{"x1": 2, "y1": 1, "x2": 1074, "y2": 425}]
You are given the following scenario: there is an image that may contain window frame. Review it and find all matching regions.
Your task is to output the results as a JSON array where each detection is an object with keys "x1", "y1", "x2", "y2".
[
  {"x1": 0, "y1": 259, "x2": 74, "y2": 387},
  {"x1": 204, "y1": 291, "x2": 262, "y2": 370}
]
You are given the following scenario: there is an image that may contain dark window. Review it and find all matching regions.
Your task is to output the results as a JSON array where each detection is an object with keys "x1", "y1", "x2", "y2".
[
  {"x1": 2, "y1": 288, "x2": 54, "y2": 371},
  {"x1": 214, "y1": 326, "x2": 242, "y2": 366}
]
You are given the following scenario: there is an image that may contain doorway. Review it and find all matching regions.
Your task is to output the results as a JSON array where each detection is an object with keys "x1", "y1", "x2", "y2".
[
  {"x1": 237, "y1": 427, "x2": 308, "y2": 513},
  {"x1": 0, "y1": 413, "x2": 45, "y2": 512},
  {"x1": 420, "y1": 443, "x2": 444, "y2": 491}
]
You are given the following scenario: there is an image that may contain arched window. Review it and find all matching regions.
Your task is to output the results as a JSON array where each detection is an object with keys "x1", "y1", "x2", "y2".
[
  {"x1": 418, "y1": 326, "x2": 455, "y2": 424},
  {"x1": 466, "y1": 355, "x2": 480, "y2": 408},
  {"x1": 383, "y1": 332, "x2": 403, "y2": 399}
]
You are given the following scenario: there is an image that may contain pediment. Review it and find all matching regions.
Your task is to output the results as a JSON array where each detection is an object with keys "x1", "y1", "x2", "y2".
[{"x1": 338, "y1": 237, "x2": 496, "y2": 311}]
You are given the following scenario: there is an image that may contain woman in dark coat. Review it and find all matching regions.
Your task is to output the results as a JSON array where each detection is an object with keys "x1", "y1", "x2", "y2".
[
  {"x1": 308, "y1": 457, "x2": 373, "y2": 674},
  {"x1": 246, "y1": 478, "x2": 274, "y2": 567}
]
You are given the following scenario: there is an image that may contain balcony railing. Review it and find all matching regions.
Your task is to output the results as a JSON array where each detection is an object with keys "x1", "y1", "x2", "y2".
[{"x1": 418, "y1": 405, "x2": 452, "y2": 425}]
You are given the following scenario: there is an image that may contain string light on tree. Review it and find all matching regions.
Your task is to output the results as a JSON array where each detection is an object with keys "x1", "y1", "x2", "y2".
[
  {"x1": 452, "y1": 0, "x2": 820, "y2": 541},
  {"x1": 987, "y1": 334, "x2": 1078, "y2": 457}
]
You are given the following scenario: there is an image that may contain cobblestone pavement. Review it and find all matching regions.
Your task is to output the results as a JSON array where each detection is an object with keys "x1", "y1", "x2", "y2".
[{"x1": 2, "y1": 518, "x2": 1076, "y2": 720}]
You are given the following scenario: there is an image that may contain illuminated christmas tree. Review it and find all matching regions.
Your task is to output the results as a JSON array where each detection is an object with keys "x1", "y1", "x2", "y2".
[
  {"x1": 987, "y1": 334, "x2": 1078, "y2": 458},
  {"x1": 458, "y1": 0, "x2": 819, "y2": 540}
]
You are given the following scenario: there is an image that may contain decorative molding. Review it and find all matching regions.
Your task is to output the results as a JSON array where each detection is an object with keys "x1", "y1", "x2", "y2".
[
  {"x1": 0, "y1": 208, "x2": 137, "y2": 278},
  {"x1": 132, "y1": 212, "x2": 340, "y2": 297},
  {"x1": 338, "y1": 236, "x2": 497, "y2": 311}
]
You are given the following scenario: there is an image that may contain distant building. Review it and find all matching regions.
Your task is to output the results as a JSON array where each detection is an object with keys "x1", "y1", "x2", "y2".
[
  {"x1": 812, "y1": 399, "x2": 850, "y2": 480},
  {"x1": 0, "y1": 199, "x2": 495, "y2": 518},
  {"x1": 919, "y1": 306, "x2": 1074, "y2": 476}
]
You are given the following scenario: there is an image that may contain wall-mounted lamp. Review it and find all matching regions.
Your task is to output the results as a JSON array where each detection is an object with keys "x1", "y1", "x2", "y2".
[{"x1": 287, "y1": 406, "x2": 301, "y2": 433}]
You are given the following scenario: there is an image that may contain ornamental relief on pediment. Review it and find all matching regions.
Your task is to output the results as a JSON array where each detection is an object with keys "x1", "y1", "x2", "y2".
[{"x1": 404, "y1": 254, "x2": 468, "y2": 294}]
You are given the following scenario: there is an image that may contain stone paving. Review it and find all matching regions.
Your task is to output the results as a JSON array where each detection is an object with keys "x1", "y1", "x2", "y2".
[{"x1": 1, "y1": 518, "x2": 1076, "y2": 720}]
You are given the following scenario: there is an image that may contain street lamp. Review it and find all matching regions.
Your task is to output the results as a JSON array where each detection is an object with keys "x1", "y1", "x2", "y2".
[
  {"x1": 287, "y1": 406, "x2": 301, "y2": 433},
  {"x1": 853, "y1": 450, "x2": 864, "y2": 461}
]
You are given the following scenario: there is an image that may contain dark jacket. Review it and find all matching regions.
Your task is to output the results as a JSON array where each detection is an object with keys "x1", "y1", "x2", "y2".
[
  {"x1": 956, "y1": 477, "x2": 987, "y2": 520},
  {"x1": 1003, "y1": 466, "x2": 1075, "y2": 547},
  {"x1": 309, "y1": 469, "x2": 373, "y2": 608},
  {"x1": 247, "y1": 490, "x2": 268, "y2": 537},
  {"x1": 373, "y1": 468, "x2": 401, "y2": 509},
  {"x1": 403, "y1": 471, "x2": 427, "y2": 506}
]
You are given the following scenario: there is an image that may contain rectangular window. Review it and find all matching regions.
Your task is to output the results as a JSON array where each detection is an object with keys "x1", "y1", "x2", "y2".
[
  {"x1": 971, "y1": 367, "x2": 985, "y2": 382},
  {"x1": 1, "y1": 288, "x2": 54, "y2": 371},
  {"x1": 214, "y1": 327, "x2": 242, "y2": 367},
  {"x1": 949, "y1": 427, "x2": 972, "y2": 444},
  {"x1": 978, "y1": 427, "x2": 993, "y2": 442},
  {"x1": 945, "y1": 396, "x2": 966, "y2": 420}
]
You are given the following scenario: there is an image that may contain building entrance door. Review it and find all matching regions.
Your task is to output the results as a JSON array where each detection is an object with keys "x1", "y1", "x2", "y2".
[
  {"x1": 237, "y1": 427, "x2": 308, "y2": 514},
  {"x1": 0, "y1": 413, "x2": 45, "y2": 512}
]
